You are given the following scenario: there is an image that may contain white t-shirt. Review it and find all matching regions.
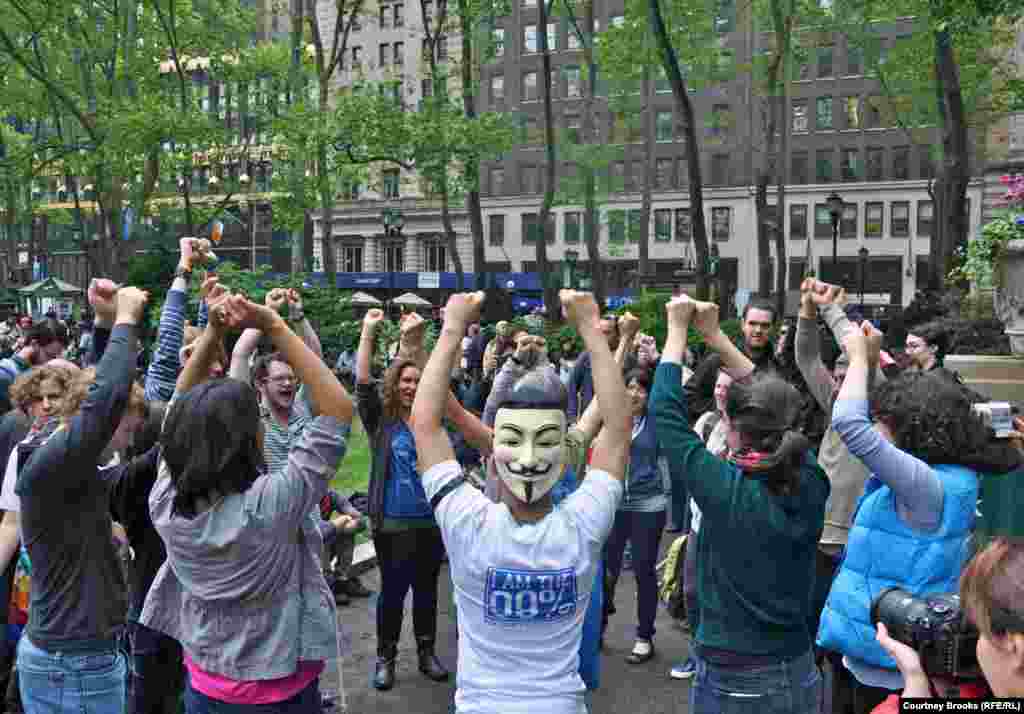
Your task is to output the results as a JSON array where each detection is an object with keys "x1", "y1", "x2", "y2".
[
  {"x1": 0, "y1": 447, "x2": 21, "y2": 513},
  {"x1": 422, "y1": 460, "x2": 622, "y2": 714}
]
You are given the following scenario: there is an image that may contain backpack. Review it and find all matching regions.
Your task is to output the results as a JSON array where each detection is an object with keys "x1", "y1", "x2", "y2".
[{"x1": 657, "y1": 534, "x2": 688, "y2": 622}]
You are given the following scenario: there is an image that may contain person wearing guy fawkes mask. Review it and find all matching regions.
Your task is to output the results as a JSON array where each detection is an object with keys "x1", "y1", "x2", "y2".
[{"x1": 411, "y1": 290, "x2": 631, "y2": 714}]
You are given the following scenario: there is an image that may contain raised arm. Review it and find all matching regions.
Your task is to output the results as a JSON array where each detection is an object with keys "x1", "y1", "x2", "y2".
[
  {"x1": 832, "y1": 321, "x2": 943, "y2": 531},
  {"x1": 229, "y1": 328, "x2": 262, "y2": 383},
  {"x1": 412, "y1": 293, "x2": 484, "y2": 473},
  {"x1": 689, "y1": 300, "x2": 754, "y2": 381},
  {"x1": 795, "y1": 278, "x2": 839, "y2": 413},
  {"x1": 287, "y1": 289, "x2": 323, "y2": 360},
  {"x1": 223, "y1": 295, "x2": 353, "y2": 424},
  {"x1": 564, "y1": 291, "x2": 630, "y2": 481},
  {"x1": 176, "y1": 292, "x2": 231, "y2": 396},
  {"x1": 86, "y1": 278, "x2": 118, "y2": 366},
  {"x1": 356, "y1": 308, "x2": 384, "y2": 385},
  {"x1": 18, "y1": 288, "x2": 149, "y2": 495}
]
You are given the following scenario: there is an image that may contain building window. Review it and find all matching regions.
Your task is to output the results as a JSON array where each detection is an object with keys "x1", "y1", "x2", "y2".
[
  {"x1": 522, "y1": 71, "x2": 538, "y2": 101},
  {"x1": 917, "y1": 200, "x2": 933, "y2": 237},
  {"x1": 814, "y1": 205, "x2": 833, "y2": 238},
  {"x1": 608, "y1": 210, "x2": 625, "y2": 243},
  {"x1": 546, "y1": 22, "x2": 557, "y2": 51},
  {"x1": 712, "y1": 207, "x2": 731, "y2": 242},
  {"x1": 520, "y1": 164, "x2": 539, "y2": 194},
  {"x1": 792, "y1": 100, "x2": 808, "y2": 133},
  {"x1": 379, "y1": 43, "x2": 390, "y2": 66},
  {"x1": 891, "y1": 201, "x2": 910, "y2": 237},
  {"x1": 394, "y1": 4, "x2": 404, "y2": 26},
  {"x1": 792, "y1": 151, "x2": 808, "y2": 184},
  {"x1": 394, "y1": 42, "x2": 404, "y2": 64},
  {"x1": 490, "y1": 166, "x2": 505, "y2": 195},
  {"x1": 437, "y1": 35, "x2": 448, "y2": 60},
  {"x1": 865, "y1": 202, "x2": 884, "y2": 238},
  {"x1": 893, "y1": 146, "x2": 910, "y2": 180},
  {"x1": 844, "y1": 96, "x2": 860, "y2": 129},
  {"x1": 866, "y1": 96, "x2": 882, "y2": 128},
  {"x1": 490, "y1": 75, "x2": 505, "y2": 104},
  {"x1": 710, "y1": 104, "x2": 731, "y2": 141},
  {"x1": 565, "y1": 66, "x2": 582, "y2": 98},
  {"x1": 846, "y1": 44, "x2": 862, "y2": 75},
  {"x1": 816, "y1": 96, "x2": 833, "y2": 130},
  {"x1": 564, "y1": 212, "x2": 581, "y2": 243},
  {"x1": 711, "y1": 154, "x2": 729, "y2": 185},
  {"x1": 523, "y1": 0, "x2": 536, "y2": 7},
  {"x1": 656, "y1": 158, "x2": 673, "y2": 188},
  {"x1": 656, "y1": 111, "x2": 673, "y2": 142},
  {"x1": 655, "y1": 66, "x2": 670, "y2": 93},
  {"x1": 339, "y1": 243, "x2": 364, "y2": 273},
  {"x1": 920, "y1": 147, "x2": 934, "y2": 180},
  {"x1": 841, "y1": 148, "x2": 859, "y2": 181},
  {"x1": 382, "y1": 169, "x2": 400, "y2": 198},
  {"x1": 489, "y1": 214, "x2": 505, "y2": 246},
  {"x1": 841, "y1": 203, "x2": 857, "y2": 238},
  {"x1": 352, "y1": 46, "x2": 362, "y2": 66},
  {"x1": 790, "y1": 204, "x2": 808, "y2": 239},
  {"x1": 565, "y1": 113, "x2": 581, "y2": 143},
  {"x1": 866, "y1": 147, "x2": 883, "y2": 181},
  {"x1": 424, "y1": 239, "x2": 446, "y2": 271},
  {"x1": 655, "y1": 209, "x2": 672, "y2": 242},
  {"x1": 627, "y1": 209, "x2": 642, "y2": 243},
  {"x1": 817, "y1": 45, "x2": 833, "y2": 78},
  {"x1": 524, "y1": 24, "x2": 537, "y2": 53},
  {"x1": 384, "y1": 241, "x2": 404, "y2": 272},
  {"x1": 380, "y1": 6, "x2": 390, "y2": 28},
  {"x1": 816, "y1": 149, "x2": 833, "y2": 183},
  {"x1": 524, "y1": 116, "x2": 542, "y2": 145},
  {"x1": 491, "y1": 28, "x2": 505, "y2": 57},
  {"x1": 675, "y1": 209, "x2": 691, "y2": 242}
]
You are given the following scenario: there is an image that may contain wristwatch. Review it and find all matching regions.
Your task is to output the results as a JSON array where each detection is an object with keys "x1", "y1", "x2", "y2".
[{"x1": 174, "y1": 265, "x2": 192, "y2": 280}]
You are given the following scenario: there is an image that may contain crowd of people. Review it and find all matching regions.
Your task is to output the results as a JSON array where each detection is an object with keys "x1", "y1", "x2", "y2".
[{"x1": 0, "y1": 231, "x2": 1019, "y2": 714}]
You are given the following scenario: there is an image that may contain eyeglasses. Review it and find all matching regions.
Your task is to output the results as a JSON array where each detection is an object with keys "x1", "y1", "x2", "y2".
[{"x1": 267, "y1": 376, "x2": 298, "y2": 385}]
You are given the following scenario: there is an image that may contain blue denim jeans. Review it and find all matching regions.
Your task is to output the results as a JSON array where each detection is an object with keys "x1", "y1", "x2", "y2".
[
  {"x1": 689, "y1": 649, "x2": 821, "y2": 714},
  {"x1": 17, "y1": 635, "x2": 126, "y2": 714},
  {"x1": 184, "y1": 675, "x2": 320, "y2": 713}
]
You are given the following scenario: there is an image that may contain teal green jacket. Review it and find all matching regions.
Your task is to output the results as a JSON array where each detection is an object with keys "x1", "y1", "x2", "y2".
[{"x1": 651, "y1": 362, "x2": 829, "y2": 657}]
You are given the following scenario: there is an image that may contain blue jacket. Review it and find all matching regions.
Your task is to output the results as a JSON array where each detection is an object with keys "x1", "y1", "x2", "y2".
[
  {"x1": 817, "y1": 464, "x2": 978, "y2": 670},
  {"x1": 622, "y1": 415, "x2": 664, "y2": 508}
]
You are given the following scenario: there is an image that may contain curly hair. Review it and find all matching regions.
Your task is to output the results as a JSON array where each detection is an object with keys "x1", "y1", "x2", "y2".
[
  {"x1": 907, "y1": 319, "x2": 950, "y2": 365},
  {"x1": 9, "y1": 364, "x2": 78, "y2": 413},
  {"x1": 869, "y1": 370, "x2": 1020, "y2": 473},
  {"x1": 381, "y1": 359, "x2": 420, "y2": 424}
]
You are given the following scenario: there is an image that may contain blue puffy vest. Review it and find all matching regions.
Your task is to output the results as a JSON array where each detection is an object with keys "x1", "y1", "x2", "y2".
[{"x1": 816, "y1": 464, "x2": 978, "y2": 670}]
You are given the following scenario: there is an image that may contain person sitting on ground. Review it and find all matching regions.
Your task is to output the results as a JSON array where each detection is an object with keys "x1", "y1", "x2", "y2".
[
  {"x1": 652, "y1": 294, "x2": 829, "y2": 714},
  {"x1": 412, "y1": 289, "x2": 631, "y2": 714},
  {"x1": 15, "y1": 285, "x2": 150, "y2": 714},
  {"x1": 141, "y1": 291, "x2": 355, "y2": 713},
  {"x1": 817, "y1": 318, "x2": 1021, "y2": 713}
]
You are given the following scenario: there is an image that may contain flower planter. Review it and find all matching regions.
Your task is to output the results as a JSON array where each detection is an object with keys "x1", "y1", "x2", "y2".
[{"x1": 994, "y1": 239, "x2": 1024, "y2": 356}]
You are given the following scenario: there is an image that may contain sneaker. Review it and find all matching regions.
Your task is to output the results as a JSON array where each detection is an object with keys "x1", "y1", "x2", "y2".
[{"x1": 670, "y1": 657, "x2": 696, "y2": 680}]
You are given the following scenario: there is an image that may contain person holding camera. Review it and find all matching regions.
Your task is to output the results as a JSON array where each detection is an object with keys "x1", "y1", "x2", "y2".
[
  {"x1": 875, "y1": 537, "x2": 1024, "y2": 702},
  {"x1": 817, "y1": 309, "x2": 1020, "y2": 713}
]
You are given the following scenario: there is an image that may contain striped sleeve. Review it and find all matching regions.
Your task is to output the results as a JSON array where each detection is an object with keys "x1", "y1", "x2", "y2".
[{"x1": 144, "y1": 288, "x2": 188, "y2": 403}]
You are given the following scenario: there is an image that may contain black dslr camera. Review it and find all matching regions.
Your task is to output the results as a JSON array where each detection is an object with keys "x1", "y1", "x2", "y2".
[{"x1": 870, "y1": 588, "x2": 980, "y2": 679}]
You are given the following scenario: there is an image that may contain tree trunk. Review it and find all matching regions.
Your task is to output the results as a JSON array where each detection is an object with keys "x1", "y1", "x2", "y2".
[
  {"x1": 289, "y1": 0, "x2": 305, "y2": 275},
  {"x1": 648, "y1": 0, "x2": 709, "y2": 299},
  {"x1": 537, "y1": 0, "x2": 558, "y2": 318},
  {"x1": 928, "y1": 27, "x2": 969, "y2": 291},
  {"x1": 458, "y1": 0, "x2": 486, "y2": 290},
  {"x1": 581, "y1": 2, "x2": 604, "y2": 307},
  {"x1": 639, "y1": 67, "x2": 654, "y2": 284}
]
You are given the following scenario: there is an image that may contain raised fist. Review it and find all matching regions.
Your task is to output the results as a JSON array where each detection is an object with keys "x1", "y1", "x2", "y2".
[
  {"x1": 115, "y1": 287, "x2": 150, "y2": 325},
  {"x1": 559, "y1": 290, "x2": 599, "y2": 330},
  {"x1": 618, "y1": 311, "x2": 641, "y2": 341},
  {"x1": 265, "y1": 288, "x2": 288, "y2": 313},
  {"x1": 443, "y1": 292, "x2": 486, "y2": 328},
  {"x1": 363, "y1": 308, "x2": 385, "y2": 330}
]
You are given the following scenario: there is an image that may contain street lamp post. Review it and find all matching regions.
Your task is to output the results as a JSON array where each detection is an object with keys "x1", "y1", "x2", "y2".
[
  {"x1": 382, "y1": 208, "x2": 405, "y2": 308},
  {"x1": 858, "y1": 245, "x2": 869, "y2": 313},
  {"x1": 826, "y1": 191, "x2": 843, "y2": 283},
  {"x1": 564, "y1": 249, "x2": 578, "y2": 289}
]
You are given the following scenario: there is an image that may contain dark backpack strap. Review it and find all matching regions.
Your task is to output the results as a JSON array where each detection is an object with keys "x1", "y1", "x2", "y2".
[{"x1": 430, "y1": 475, "x2": 467, "y2": 510}]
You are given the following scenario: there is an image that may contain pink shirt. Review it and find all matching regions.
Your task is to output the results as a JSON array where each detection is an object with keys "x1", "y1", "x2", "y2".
[{"x1": 184, "y1": 654, "x2": 324, "y2": 705}]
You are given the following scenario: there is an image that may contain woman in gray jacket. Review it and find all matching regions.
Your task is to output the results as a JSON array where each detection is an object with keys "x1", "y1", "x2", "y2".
[{"x1": 141, "y1": 293, "x2": 355, "y2": 713}]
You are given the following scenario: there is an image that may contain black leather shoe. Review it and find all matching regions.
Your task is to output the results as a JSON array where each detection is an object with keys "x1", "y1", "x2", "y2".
[
  {"x1": 417, "y1": 638, "x2": 450, "y2": 682},
  {"x1": 338, "y1": 577, "x2": 374, "y2": 598},
  {"x1": 373, "y1": 643, "x2": 398, "y2": 691}
]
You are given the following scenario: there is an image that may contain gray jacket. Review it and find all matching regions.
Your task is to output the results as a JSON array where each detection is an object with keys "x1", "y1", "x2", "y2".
[{"x1": 141, "y1": 416, "x2": 349, "y2": 680}]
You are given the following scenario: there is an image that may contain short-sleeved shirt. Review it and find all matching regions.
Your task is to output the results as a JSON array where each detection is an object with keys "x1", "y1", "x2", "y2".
[{"x1": 423, "y1": 459, "x2": 622, "y2": 714}]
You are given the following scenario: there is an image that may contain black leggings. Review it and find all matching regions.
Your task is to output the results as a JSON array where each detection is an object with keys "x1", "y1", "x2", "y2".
[
  {"x1": 603, "y1": 509, "x2": 667, "y2": 641},
  {"x1": 374, "y1": 527, "x2": 446, "y2": 646}
]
